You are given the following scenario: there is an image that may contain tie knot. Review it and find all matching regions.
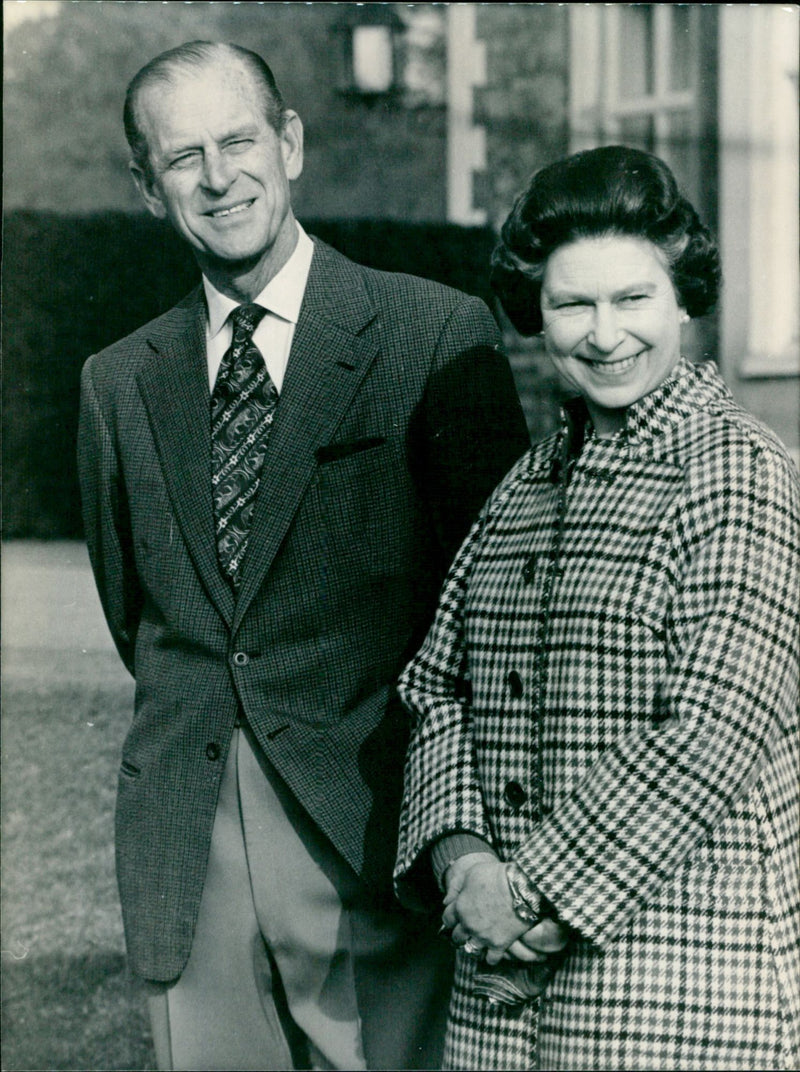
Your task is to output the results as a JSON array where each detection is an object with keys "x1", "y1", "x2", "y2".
[{"x1": 230, "y1": 303, "x2": 267, "y2": 340}]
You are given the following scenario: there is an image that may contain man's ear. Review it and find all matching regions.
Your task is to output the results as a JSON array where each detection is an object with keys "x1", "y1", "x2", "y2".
[
  {"x1": 130, "y1": 162, "x2": 167, "y2": 219},
  {"x1": 279, "y1": 111, "x2": 304, "y2": 182}
]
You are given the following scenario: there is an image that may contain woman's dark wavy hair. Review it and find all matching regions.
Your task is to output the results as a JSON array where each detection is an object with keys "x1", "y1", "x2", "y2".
[{"x1": 490, "y1": 145, "x2": 722, "y2": 336}]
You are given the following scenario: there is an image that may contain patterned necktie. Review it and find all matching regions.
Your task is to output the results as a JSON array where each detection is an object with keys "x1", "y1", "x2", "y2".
[{"x1": 211, "y1": 303, "x2": 278, "y2": 588}]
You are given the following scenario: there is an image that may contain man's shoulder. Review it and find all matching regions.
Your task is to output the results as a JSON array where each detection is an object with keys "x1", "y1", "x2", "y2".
[
  {"x1": 87, "y1": 287, "x2": 202, "y2": 375},
  {"x1": 309, "y1": 238, "x2": 491, "y2": 321}
]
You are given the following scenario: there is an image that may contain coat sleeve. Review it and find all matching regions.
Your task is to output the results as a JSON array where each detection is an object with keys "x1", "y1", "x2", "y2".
[
  {"x1": 394, "y1": 464, "x2": 527, "y2": 911},
  {"x1": 513, "y1": 438, "x2": 800, "y2": 948},
  {"x1": 412, "y1": 295, "x2": 530, "y2": 565},
  {"x1": 77, "y1": 356, "x2": 143, "y2": 676}
]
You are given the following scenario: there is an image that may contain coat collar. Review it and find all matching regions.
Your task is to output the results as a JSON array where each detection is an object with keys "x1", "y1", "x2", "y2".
[
  {"x1": 622, "y1": 358, "x2": 730, "y2": 446},
  {"x1": 135, "y1": 240, "x2": 380, "y2": 631},
  {"x1": 526, "y1": 359, "x2": 732, "y2": 482}
]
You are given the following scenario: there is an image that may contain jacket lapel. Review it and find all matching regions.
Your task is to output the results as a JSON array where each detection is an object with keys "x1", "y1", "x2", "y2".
[
  {"x1": 232, "y1": 242, "x2": 379, "y2": 632},
  {"x1": 136, "y1": 288, "x2": 236, "y2": 626}
]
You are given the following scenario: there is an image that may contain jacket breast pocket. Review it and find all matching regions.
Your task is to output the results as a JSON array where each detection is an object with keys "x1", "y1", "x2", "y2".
[
  {"x1": 315, "y1": 436, "x2": 386, "y2": 465},
  {"x1": 316, "y1": 436, "x2": 418, "y2": 576}
]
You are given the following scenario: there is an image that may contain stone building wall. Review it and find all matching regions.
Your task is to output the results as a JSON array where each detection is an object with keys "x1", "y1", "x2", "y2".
[
  {"x1": 474, "y1": 4, "x2": 570, "y2": 231},
  {"x1": 473, "y1": 4, "x2": 573, "y2": 443}
]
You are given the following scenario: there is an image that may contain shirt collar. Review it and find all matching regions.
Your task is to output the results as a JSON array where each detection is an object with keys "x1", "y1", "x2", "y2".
[{"x1": 203, "y1": 223, "x2": 314, "y2": 339}]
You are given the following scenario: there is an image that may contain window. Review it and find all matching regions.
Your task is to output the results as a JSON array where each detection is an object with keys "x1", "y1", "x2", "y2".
[
  {"x1": 576, "y1": 4, "x2": 704, "y2": 201},
  {"x1": 718, "y1": 5, "x2": 799, "y2": 377},
  {"x1": 569, "y1": 5, "x2": 716, "y2": 365},
  {"x1": 569, "y1": 5, "x2": 799, "y2": 381}
]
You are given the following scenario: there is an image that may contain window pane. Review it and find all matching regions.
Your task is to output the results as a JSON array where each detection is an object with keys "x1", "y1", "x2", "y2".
[
  {"x1": 352, "y1": 26, "x2": 394, "y2": 93},
  {"x1": 664, "y1": 110, "x2": 693, "y2": 157},
  {"x1": 618, "y1": 114, "x2": 656, "y2": 153},
  {"x1": 670, "y1": 6, "x2": 694, "y2": 91},
  {"x1": 661, "y1": 111, "x2": 698, "y2": 201},
  {"x1": 618, "y1": 5, "x2": 654, "y2": 98}
]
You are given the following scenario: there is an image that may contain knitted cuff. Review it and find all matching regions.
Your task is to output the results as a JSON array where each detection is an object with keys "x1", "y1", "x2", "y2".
[{"x1": 430, "y1": 833, "x2": 497, "y2": 890}]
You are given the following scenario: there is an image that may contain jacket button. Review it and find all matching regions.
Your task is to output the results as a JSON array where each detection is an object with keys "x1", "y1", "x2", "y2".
[
  {"x1": 507, "y1": 670, "x2": 523, "y2": 698},
  {"x1": 522, "y1": 553, "x2": 536, "y2": 584},
  {"x1": 205, "y1": 742, "x2": 221, "y2": 761},
  {"x1": 503, "y1": 780, "x2": 527, "y2": 810},
  {"x1": 232, "y1": 651, "x2": 249, "y2": 667}
]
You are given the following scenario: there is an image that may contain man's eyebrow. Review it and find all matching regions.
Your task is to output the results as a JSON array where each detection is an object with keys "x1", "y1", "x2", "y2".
[
  {"x1": 161, "y1": 140, "x2": 202, "y2": 159},
  {"x1": 221, "y1": 125, "x2": 259, "y2": 139},
  {"x1": 163, "y1": 126, "x2": 260, "y2": 155}
]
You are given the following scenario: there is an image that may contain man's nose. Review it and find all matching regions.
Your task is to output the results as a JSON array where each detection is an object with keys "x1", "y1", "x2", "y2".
[
  {"x1": 201, "y1": 149, "x2": 236, "y2": 194},
  {"x1": 588, "y1": 303, "x2": 623, "y2": 353}
]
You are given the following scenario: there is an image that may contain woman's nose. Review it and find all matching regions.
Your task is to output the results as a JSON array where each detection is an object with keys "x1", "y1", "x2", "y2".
[{"x1": 588, "y1": 304, "x2": 623, "y2": 353}]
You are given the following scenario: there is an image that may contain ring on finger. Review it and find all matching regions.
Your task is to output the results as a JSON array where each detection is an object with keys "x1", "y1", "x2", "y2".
[{"x1": 463, "y1": 937, "x2": 483, "y2": 956}]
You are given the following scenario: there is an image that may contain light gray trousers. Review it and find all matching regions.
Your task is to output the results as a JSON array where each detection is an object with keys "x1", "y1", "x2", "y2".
[{"x1": 145, "y1": 726, "x2": 451, "y2": 1071}]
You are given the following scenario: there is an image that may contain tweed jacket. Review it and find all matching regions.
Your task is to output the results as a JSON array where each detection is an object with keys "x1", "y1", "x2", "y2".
[
  {"x1": 395, "y1": 360, "x2": 800, "y2": 1071},
  {"x1": 77, "y1": 238, "x2": 529, "y2": 982}
]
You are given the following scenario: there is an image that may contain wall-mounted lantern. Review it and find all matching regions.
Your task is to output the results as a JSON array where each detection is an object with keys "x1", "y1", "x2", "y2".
[{"x1": 333, "y1": 6, "x2": 404, "y2": 98}]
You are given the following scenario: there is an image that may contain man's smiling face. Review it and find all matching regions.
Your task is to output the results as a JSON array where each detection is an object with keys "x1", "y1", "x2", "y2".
[{"x1": 131, "y1": 57, "x2": 303, "y2": 280}]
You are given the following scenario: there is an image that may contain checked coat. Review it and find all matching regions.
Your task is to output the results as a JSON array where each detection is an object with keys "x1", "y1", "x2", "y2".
[
  {"x1": 395, "y1": 359, "x2": 800, "y2": 1071},
  {"x1": 77, "y1": 238, "x2": 530, "y2": 983}
]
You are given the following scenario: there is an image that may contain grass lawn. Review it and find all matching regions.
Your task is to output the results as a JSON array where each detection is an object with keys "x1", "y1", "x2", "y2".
[{"x1": 2, "y1": 648, "x2": 156, "y2": 1071}]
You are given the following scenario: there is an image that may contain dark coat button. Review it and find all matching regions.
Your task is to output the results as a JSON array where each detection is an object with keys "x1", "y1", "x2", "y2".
[
  {"x1": 507, "y1": 670, "x2": 523, "y2": 698},
  {"x1": 205, "y1": 742, "x2": 221, "y2": 761},
  {"x1": 522, "y1": 553, "x2": 536, "y2": 584},
  {"x1": 232, "y1": 651, "x2": 249, "y2": 667},
  {"x1": 503, "y1": 780, "x2": 527, "y2": 810}
]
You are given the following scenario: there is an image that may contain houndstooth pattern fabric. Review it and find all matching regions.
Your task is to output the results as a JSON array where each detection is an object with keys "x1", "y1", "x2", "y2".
[
  {"x1": 395, "y1": 359, "x2": 800, "y2": 1070},
  {"x1": 211, "y1": 303, "x2": 277, "y2": 587}
]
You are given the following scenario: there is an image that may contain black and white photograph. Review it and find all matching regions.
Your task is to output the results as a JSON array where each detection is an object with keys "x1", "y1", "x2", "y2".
[{"x1": 2, "y1": 3, "x2": 798, "y2": 1070}]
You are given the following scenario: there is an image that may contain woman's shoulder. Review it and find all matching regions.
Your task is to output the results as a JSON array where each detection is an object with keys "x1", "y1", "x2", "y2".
[
  {"x1": 667, "y1": 364, "x2": 795, "y2": 472},
  {"x1": 494, "y1": 431, "x2": 559, "y2": 489},
  {"x1": 472, "y1": 433, "x2": 558, "y2": 526},
  {"x1": 668, "y1": 387, "x2": 799, "y2": 518}
]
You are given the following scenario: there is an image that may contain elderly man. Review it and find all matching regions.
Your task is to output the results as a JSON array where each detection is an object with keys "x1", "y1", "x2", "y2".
[{"x1": 78, "y1": 40, "x2": 529, "y2": 1071}]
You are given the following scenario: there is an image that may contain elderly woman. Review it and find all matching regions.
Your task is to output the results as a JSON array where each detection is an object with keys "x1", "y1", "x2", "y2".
[{"x1": 394, "y1": 146, "x2": 799, "y2": 1071}]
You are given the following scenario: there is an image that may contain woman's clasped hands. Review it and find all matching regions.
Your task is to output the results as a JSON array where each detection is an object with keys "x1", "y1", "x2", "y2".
[{"x1": 441, "y1": 852, "x2": 570, "y2": 966}]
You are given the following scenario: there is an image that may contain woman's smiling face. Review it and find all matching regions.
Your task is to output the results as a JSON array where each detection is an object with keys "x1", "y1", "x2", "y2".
[{"x1": 540, "y1": 234, "x2": 687, "y2": 437}]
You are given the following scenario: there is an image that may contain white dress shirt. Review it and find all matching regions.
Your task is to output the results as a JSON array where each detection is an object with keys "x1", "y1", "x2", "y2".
[{"x1": 203, "y1": 223, "x2": 314, "y2": 394}]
